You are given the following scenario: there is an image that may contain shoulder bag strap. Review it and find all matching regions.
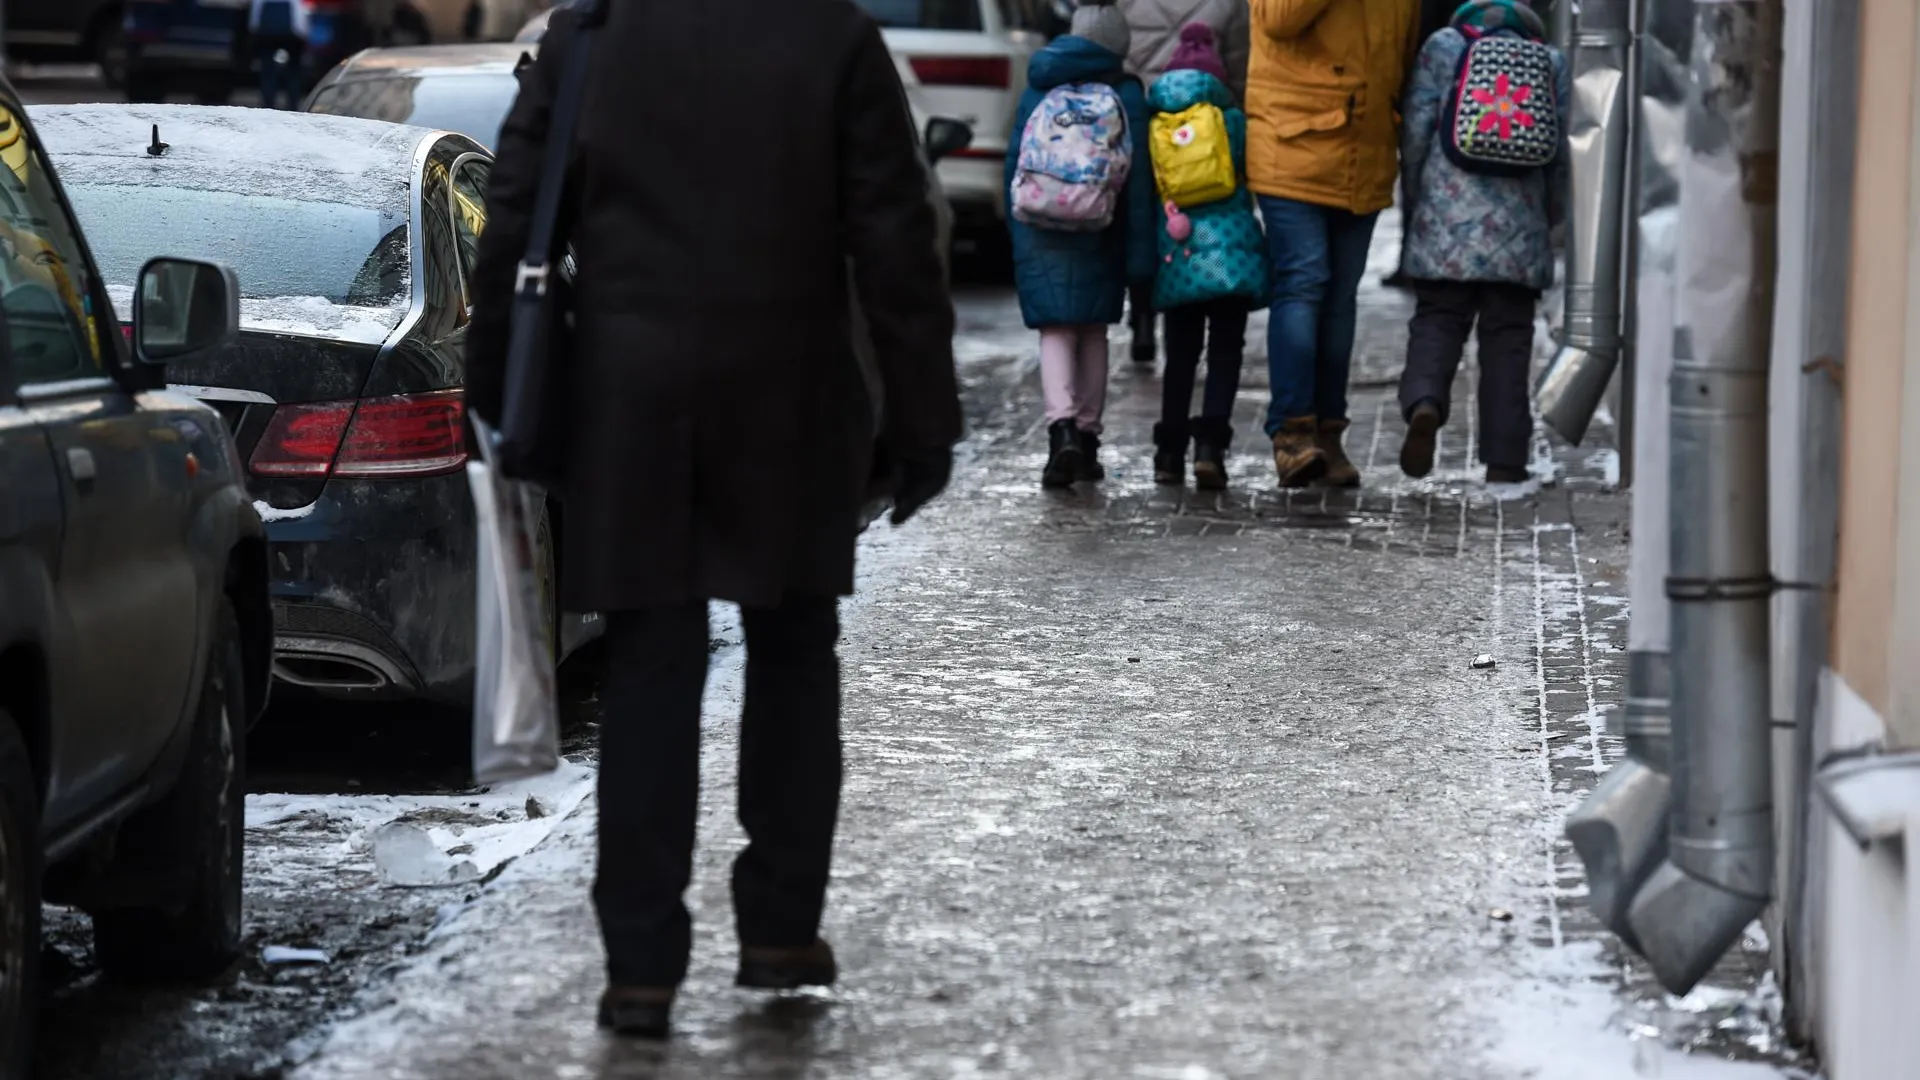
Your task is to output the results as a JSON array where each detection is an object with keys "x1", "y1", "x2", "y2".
[{"x1": 514, "y1": 0, "x2": 607, "y2": 304}]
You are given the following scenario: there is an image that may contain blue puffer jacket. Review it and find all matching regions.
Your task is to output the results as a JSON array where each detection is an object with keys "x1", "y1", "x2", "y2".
[
  {"x1": 1006, "y1": 35, "x2": 1158, "y2": 330},
  {"x1": 1148, "y1": 68, "x2": 1267, "y2": 312}
]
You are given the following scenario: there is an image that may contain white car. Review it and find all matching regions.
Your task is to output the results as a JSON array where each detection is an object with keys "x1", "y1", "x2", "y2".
[{"x1": 859, "y1": 0, "x2": 1045, "y2": 232}]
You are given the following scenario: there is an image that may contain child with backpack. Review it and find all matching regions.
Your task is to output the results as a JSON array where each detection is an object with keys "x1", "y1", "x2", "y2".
[
  {"x1": 1395, "y1": 0, "x2": 1571, "y2": 484},
  {"x1": 1144, "y1": 22, "x2": 1267, "y2": 490},
  {"x1": 1007, "y1": 0, "x2": 1159, "y2": 489}
]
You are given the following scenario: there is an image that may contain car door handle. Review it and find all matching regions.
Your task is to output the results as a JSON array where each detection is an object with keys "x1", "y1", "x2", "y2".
[{"x1": 67, "y1": 447, "x2": 97, "y2": 485}]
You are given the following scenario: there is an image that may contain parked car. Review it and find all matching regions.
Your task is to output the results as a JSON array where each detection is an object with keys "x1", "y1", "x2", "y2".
[
  {"x1": 0, "y1": 87, "x2": 269, "y2": 1069},
  {"x1": 120, "y1": 0, "x2": 439, "y2": 103},
  {"x1": 858, "y1": 0, "x2": 1042, "y2": 235},
  {"x1": 35, "y1": 103, "x2": 593, "y2": 713},
  {"x1": 302, "y1": 43, "x2": 529, "y2": 151},
  {"x1": 4, "y1": 0, "x2": 130, "y2": 87}
]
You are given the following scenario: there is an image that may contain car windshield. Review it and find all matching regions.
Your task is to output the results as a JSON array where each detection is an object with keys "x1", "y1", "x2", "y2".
[
  {"x1": 854, "y1": 0, "x2": 983, "y2": 30},
  {"x1": 307, "y1": 74, "x2": 520, "y2": 152},
  {"x1": 61, "y1": 184, "x2": 410, "y2": 311}
]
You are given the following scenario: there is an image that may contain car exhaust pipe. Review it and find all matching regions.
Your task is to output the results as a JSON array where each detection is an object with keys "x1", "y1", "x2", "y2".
[
  {"x1": 1536, "y1": 0, "x2": 1636, "y2": 445},
  {"x1": 1622, "y1": 0, "x2": 1782, "y2": 996},
  {"x1": 273, "y1": 654, "x2": 392, "y2": 692}
]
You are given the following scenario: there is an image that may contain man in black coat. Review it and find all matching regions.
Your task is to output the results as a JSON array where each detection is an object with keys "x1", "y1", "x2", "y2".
[{"x1": 465, "y1": 0, "x2": 963, "y2": 1040}]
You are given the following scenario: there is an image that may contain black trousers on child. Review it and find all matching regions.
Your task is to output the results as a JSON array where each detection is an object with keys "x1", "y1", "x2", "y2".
[
  {"x1": 1160, "y1": 298, "x2": 1250, "y2": 439},
  {"x1": 1398, "y1": 281, "x2": 1538, "y2": 470},
  {"x1": 593, "y1": 598, "x2": 843, "y2": 988}
]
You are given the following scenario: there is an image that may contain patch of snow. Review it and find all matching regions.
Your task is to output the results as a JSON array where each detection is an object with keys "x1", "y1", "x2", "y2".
[
  {"x1": 262, "y1": 945, "x2": 332, "y2": 965},
  {"x1": 34, "y1": 104, "x2": 426, "y2": 194},
  {"x1": 1588, "y1": 448, "x2": 1622, "y2": 488},
  {"x1": 246, "y1": 761, "x2": 597, "y2": 890},
  {"x1": 253, "y1": 500, "x2": 317, "y2": 523},
  {"x1": 239, "y1": 294, "x2": 404, "y2": 345},
  {"x1": 103, "y1": 268, "x2": 406, "y2": 347}
]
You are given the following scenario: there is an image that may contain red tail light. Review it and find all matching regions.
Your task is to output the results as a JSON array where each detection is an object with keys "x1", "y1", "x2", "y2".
[
  {"x1": 335, "y1": 391, "x2": 467, "y2": 477},
  {"x1": 251, "y1": 401, "x2": 354, "y2": 477},
  {"x1": 250, "y1": 390, "x2": 466, "y2": 479},
  {"x1": 909, "y1": 56, "x2": 1010, "y2": 88}
]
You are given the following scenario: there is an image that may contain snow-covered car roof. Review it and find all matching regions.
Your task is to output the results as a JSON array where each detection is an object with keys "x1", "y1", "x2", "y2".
[
  {"x1": 30, "y1": 104, "x2": 432, "y2": 200},
  {"x1": 35, "y1": 105, "x2": 454, "y2": 346}
]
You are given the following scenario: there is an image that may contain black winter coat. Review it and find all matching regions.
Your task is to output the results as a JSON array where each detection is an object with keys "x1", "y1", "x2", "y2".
[{"x1": 466, "y1": 0, "x2": 962, "y2": 612}]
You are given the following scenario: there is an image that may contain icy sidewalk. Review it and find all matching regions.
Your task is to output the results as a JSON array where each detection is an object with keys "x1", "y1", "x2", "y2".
[{"x1": 291, "y1": 233, "x2": 1799, "y2": 1079}]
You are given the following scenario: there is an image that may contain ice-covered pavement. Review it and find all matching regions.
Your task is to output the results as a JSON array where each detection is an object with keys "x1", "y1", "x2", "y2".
[{"x1": 285, "y1": 227, "x2": 1807, "y2": 1079}]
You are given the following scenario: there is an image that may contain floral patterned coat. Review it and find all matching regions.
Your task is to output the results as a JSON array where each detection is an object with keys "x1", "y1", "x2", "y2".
[{"x1": 1399, "y1": 27, "x2": 1571, "y2": 290}]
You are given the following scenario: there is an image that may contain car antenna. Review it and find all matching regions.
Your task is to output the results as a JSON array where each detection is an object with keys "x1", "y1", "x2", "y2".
[{"x1": 146, "y1": 124, "x2": 169, "y2": 157}]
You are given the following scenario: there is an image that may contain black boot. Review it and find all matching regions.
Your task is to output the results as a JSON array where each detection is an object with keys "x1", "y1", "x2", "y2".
[
  {"x1": 598, "y1": 985, "x2": 674, "y2": 1039},
  {"x1": 1130, "y1": 309, "x2": 1157, "y2": 366},
  {"x1": 1078, "y1": 429, "x2": 1106, "y2": 481},
  {"x1": 1043, "y1": 419, "x2": 1082, "y2": 489},
  {"x1": 1191, "y1": 417, "x2": 1232, "y2": 491},
  {"x1": 1151, "y1": 421, "x2": 1186, "y2": 485}
]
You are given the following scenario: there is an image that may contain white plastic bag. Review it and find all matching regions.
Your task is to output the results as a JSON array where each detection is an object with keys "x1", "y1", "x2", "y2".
[{"x1": 469, "y1": 418, "x2": 560, "y2": 786}]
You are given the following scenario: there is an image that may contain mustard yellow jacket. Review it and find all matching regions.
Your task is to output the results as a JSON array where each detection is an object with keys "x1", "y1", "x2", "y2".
[{"x1": 1246, "y1": 0, "x2": 1421, "y2": 214}]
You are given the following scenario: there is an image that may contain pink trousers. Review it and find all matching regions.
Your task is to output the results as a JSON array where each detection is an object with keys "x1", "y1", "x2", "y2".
[{"x1": 1039, "y1": 325, "x2": 1109, "y2": 435}]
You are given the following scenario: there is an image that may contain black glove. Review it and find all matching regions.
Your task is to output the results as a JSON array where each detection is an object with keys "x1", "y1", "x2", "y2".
[{"x1": 889, "y1": 448, "x2": 953, "y2": 526}]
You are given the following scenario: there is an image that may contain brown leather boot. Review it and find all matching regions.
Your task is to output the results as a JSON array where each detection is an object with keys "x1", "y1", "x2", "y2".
[
  {"x1": 598, "y1": 985, "x2": 674, "y2": 1039},
  {"x1": 1271, "y1": 417, "x2": 1328, "y2": 488},
  {"x1": 736, "y1": 937, "x2": 838, "y2": 990},
  {"x1": 1316, "y1": 418, "x2": 1361, "y2": 488}
]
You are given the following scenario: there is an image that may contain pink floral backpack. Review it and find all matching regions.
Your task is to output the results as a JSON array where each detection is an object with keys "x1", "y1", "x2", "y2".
[{"x1": 1443, "y1": 26, "x2": 1559, "y2": 176}]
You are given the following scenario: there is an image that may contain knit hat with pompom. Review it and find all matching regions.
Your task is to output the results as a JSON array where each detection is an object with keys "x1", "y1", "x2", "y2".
[
  {"x1": 1166, "y1": 21, "x2": 1230, "y2": 85},
  {"x1": 1070, "y1": 0, "x2": 1131, "y2": 59}
]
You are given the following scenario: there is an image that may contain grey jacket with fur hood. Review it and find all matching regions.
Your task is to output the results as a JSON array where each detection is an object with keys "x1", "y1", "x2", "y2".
[{"x1": 1118, "y1": 0, "x2": 1249, "y2": 99}]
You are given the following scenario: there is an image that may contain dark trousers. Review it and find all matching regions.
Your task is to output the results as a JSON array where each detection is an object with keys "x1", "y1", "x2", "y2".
[
  {"x1": 593, "y1": 597, "x2": 843, "y2": 988},
  {"x1": 1398, "y1": 281, "x2": 1540, "y2": 470},
  {"x1": 1160, "y1": 299, "x2": 1249, "y2": 436},
  {"x1": 1128, "y1": 282, "x2": 1156, "y2": 343},
  {"x1": 254, "y1": 36, "x2": 305, "y2": 110}
]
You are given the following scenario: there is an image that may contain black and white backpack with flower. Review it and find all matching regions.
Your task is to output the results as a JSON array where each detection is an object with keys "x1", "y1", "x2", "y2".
[{"x1": 1442, "y1": 26, "x2": 1559, "y2": 176}]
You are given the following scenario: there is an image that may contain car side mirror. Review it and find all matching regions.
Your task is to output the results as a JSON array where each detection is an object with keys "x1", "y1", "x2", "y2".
[
  {"x1": 134, "y1": 257, "x2": 239, "y2": 366},
  {"x1": 924, "y1": 117, "x2": 974, "y2": 164}
]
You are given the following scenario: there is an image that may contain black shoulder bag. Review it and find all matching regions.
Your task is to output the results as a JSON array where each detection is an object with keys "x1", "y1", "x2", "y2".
[{"x1": 494, "y1": 0, "x2": 606, "y2": 487}]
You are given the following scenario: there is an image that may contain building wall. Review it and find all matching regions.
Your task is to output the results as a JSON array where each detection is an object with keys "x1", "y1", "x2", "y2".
[
  {"x1": 1816, "y1": 0, "x2": 1920, "y2": 1074},
  {"x1": 1832, "y1": 0, "x2": 1913, "y2": 733}
]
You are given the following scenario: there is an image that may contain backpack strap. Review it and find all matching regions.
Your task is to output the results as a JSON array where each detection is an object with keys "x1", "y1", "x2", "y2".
[{"x1": 514, "y1": 0, "x2": 606, "y2": 306}]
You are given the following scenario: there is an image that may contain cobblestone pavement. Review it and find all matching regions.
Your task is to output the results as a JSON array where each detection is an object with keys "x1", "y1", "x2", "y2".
[{"x1": 289, "y1": 227, "x2": 1794, "y2": 1079}]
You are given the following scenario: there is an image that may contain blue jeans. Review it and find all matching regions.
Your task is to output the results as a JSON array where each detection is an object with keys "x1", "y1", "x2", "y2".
[{"x1": 1258, "y1": 196, "x2": 1380, "y2": 435}]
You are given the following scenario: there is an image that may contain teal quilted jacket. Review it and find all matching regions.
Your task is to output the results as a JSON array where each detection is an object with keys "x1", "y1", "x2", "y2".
[{"x1": 1148, "y1": 69, "x2": 1268, "y2": 312}]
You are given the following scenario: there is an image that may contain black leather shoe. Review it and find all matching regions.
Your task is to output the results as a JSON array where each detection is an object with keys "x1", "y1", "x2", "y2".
[
  {"x1": 1043, "y1": 420, "x2": 1082, "y2": 489},
  {"x1": 598, "y1": 985, "x2": 674, "y2": 1039},
  {"x1": 1077, "y1": 430, "x2": 1106, "y2": 481},
  {"x1": 736, "y1": 938, "x2": 838, "y2": 990}
]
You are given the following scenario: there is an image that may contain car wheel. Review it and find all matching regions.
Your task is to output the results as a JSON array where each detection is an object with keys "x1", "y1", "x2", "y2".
[
  {"x1": 91, "y1": 601, "x2": 245, "y2": 983},
  {"x1": 0, "y1": 709, "x2": 41, "y2": 1079}
]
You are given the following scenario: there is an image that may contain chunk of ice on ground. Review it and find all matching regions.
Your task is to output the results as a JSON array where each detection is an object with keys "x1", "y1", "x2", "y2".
[{"x1": 370, "y1": 822, "x2": 481, "y2": 888}]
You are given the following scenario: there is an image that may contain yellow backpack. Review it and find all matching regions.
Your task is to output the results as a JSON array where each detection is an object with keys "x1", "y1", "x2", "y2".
[{"x1": 1150, "y1": 102, "x2": 1235, "y2": 208}]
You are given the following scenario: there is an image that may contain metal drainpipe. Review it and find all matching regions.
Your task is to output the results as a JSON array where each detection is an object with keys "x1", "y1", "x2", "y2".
[
  {"x1": 1564, "y1": 0, "x2": 1682, "y2": 956},
  {"x1": 1624, "y1": 0, "x2": 1781, "y2": 997},
  {"x1": 1536, "y1": 0, "x2": 1635, "y2": 446}
]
